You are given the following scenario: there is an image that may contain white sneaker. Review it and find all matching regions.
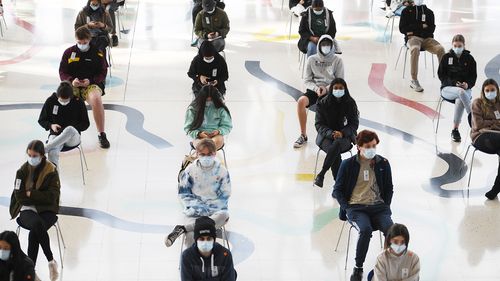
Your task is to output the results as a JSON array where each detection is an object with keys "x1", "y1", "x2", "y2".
[
  {"x1": 48, "y1": 260, "x2": 59, "y2": 281},
  {"x1": 410, "y1": 80, "x2": 424, "y2": 92}
]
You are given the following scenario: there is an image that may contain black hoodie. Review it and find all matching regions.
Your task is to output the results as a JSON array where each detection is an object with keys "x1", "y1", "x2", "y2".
[
  {"x1": 187, "y1": 45, "x2": 229, "y2": 94},
  {"x1": 0, "y1": 231, "x2": 36, "y2": 281},
  {"x1": 399, "y1": 4, "x2": 436, "y2": 41},
  {"x1": 38, "y1": 93, "x2": 90, "y2": 136},
  {"x1": 181, "y1": 242, "x2": 237, "y2": 281},
  {"x1": 438, "y1": 49, "x2": 477, "y2": 90}
]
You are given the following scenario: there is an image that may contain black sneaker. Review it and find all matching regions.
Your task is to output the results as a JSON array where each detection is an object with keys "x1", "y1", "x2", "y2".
[
  {"x1": 350, "y1": 267, "x2": 363, "y2": 281},
  {"x1": 293, "y1": 134, "x2": 308, "y2": 148},
  {"x1": 98, "y1": 133, "x2": 111, "y2": 149},
  {"x1": 112, "y1": 35, "x2": 119, "y2": 47},
  {"x1": 485, "y1": 185, "x2": 500, "y2": 200},
  {"x1": 451, "y1": 129, "x2": 461, "y2": 142},
  {"x1": 314, "y1": 175, "x2": 324, "y2": 188},
  {"x1": 165, "y1": 225, "x2": 186, "y2": 247}
]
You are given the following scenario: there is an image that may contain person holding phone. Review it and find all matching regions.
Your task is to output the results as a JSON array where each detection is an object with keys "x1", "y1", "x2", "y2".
[
  {"x1": 188, "y1": 41, "x2": 229, "y2": 96},
  {"x1": 74, "y1": 0, "x2": 113, "y2": 51},
  {"x1": 194, "y1": 0, "x2": 230, "y2": 52}
]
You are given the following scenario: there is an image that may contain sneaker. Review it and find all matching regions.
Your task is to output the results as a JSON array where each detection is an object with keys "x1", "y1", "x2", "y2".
[
  {"x1": 98, "y1": 132, "x2": 110, "y2": 149},
  {"x1": 164, "y1": 225, "x2": 186, "y2": 247},
  {"x1": 191, "y1": 38, "x2": 199, "y2": 47},
  {"x1": 48, "y1": 260, "x2": 59, "y2": 281},
  {"x1": 451, "y1": 129, "x2": 461, "y2": 142},
  {"x1": 410, "y1": 80, "x2": 424, "y2": 92},
  {"x1": 314, "y1": 174, "x2": 324, "y2": 188},
  {"x1": 293, "y1": 134, "x2": 308, "y2": 148},
  {"x1": 350, "y1": 267, "x2": 363, "y2": 281},
  {"x1": 112, "y1": 35, "x2": 119, "y2": 47},
  {"x1": 485, "y1": 186, "x2": 500, "y2": 200}
]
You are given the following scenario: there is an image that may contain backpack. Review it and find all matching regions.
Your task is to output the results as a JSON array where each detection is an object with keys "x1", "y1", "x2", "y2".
[{"x1": 178, "y1": 152, "x2": 197, "y2": 183}]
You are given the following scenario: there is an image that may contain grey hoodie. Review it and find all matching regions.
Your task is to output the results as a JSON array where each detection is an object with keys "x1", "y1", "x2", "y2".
[{"x1": 304, "y1": 35, "x2": 344, "y2": 92}]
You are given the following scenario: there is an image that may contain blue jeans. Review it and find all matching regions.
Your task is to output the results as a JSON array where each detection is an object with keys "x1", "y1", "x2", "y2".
[
  {"x1": 440, "y1": 86, "x2": 472, "y2": 125},
  {"x1": 346, "y1": 204, "x2": 393, "y2": 268},
  {"x1": 307, "y1": 41, "x2": 317, "y2": 57}
]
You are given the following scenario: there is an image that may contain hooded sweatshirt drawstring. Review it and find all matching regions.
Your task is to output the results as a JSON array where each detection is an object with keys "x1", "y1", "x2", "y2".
[
  {"x1": 199, "y1": 254, "x2": 216, "y2": 276},
  {"x1": 200, "y1": 257, "x2": 205, "y2": 273}
]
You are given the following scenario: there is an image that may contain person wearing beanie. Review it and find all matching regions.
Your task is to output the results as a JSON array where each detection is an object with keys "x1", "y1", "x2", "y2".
[
  {"x1": 191, "y1": 0, "x2": 225, "y2": 46},
  {"x1": 194, "y1": 0, "x2": 230, "y2": 52},
  {"x1": 188, "y1": 40, "x2": 229, "y2": 96},
  {"x1": 38, "y1": 81, "x2": 90, "y2": 167},
  {"x1": 294, "y1": 35, "x2": 344, "y2": 149},
  {"x1": 74, "y1": 0, "x2": 114, "y2": 51},
  {"x1": 180, "y1": 217, "x2": 237, "y2": 281},
  {"x1": 298, "y1": 0, "x2": 340, "y2": 57},
  {"x1": 165, "y1": 138, "x2": 231, "y2": 247},
  {"x1": 0, "y1": 231, "x2": 37, "y2": 281}
]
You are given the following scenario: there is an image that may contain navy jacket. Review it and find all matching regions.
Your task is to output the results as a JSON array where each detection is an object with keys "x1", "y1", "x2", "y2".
[
  {"x1": 399, "y1": 5, "x2": 435, "y2": 41},
  {"x1": 181, "y1": 242, "x2": 237, "y2": 281},
  {"x1": 437, "y1": 50, "x2": 477, "y2": 90},
  {"x1": 333, "y1": 155, "x2": 394, "y2": 219},
  {"x1": 38, "y1": 93, "x2": 90, "y2": 136}
]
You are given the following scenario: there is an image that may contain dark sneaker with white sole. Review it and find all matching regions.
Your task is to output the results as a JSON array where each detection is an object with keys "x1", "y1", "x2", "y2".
[
  {"x1": 165, "y1": 225, "x2": 186, "y2": 247},
  {"x1": 98, "y1": 132, "x2": 110, "y2": 149},
  {"x1": 451, "y1": 128, "x2": 461, "y2": 142},
  {"x1": 293, "y1": 134, "x2": 308, "y2": 148}
]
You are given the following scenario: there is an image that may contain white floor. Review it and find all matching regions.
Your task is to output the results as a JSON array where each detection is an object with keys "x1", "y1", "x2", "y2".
[{"x1": 1, "y1": 0, "x2": 500, "y2": 280}]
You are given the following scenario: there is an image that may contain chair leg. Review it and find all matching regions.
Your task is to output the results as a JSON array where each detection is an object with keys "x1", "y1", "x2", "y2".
[
  {"x1": 178, "y1": 233, "x2": 186, "y2": 270},
  {"x1": 434, "y1": 98, "x2": 443, "y2": 134},
  {"x1": 222, "y1": 226, "x2": 230, "y2": 251},
  {"x1": 312, "y1": 148, "x2": 321, "y2": 186},
  {"x1": 467, "y1": 149, "x2": 477, "y2": 188},
  {"x1": 379, "y1": 231, "x2": 383, "y2": 249},
  {"x1": 54, "y1": 224, "x2": 64, "y2": 268},
  {"x1": 395, "y1": 45, "x2": 405, "y2": 70},
  {"x1": 432, "y1": 54, "x2": 435, "y2": 78},
  {"x1": 79, "y1": 145, "x2": 89, "y2": 170},
  {"x1": 221, "y1": 147, "x2": 228, "y2": 170},
  {"x1": 334, "y1": 221, "x2": 346, "y2": 251},
  {"x1": 16, "y1": 226, "x2": 20, "y2": 236},
  {"x1": 390, "y1": 17, "x2": 395, "y2": 43},
  {"x1": 288, "y1": 14, "x2": 293, "y2": 40},
  {"x1": 77, "y1": 147, "x2": 86, "y2": 185},
  {"x1": 345, "y1": 226, "x2": 353, "y2": 271},
  {"x1": 424, "y1": 51, "x2": 427, "y2": 69},
  {"x1": 402, "y1": 47, "x2": 408, "y2": 79},
  {"x1": 56, "y1": 222, "x2": 67, "y2": 249},
  {"x1": 117, "y1": 10, "x2": 122, "y2": 39}
]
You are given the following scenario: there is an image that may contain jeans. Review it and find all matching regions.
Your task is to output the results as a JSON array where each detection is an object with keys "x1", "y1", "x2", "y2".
[
  {"x1": 307, "y1": 41, "x2": 317, "y2": 57},
  {"x1": 183, "y1": 211, "x2": 229, "y2": 247},
  {"x1": 440, "y1": 86, "x2": 472, "y2": 125},
  {"x1": 317, "y1": 137, "x2": 352, "y2": 180},
  {"x1": 18, "y1": 210, "x2": 57, "y2": 265},
  {"x1": 45, "y1": 126, "x2": 81, "y2": 167},
  {"x1": 198, "y1": 38, "x2": 225, "y2": 52},
  {"x1": 346, "y1": 204, "x2": 393, "y2": 268}
]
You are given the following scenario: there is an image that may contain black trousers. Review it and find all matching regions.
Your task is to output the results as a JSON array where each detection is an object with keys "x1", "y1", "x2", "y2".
[
  {"x1": 474, "y1": 132, "x2": 500, "y2": 187},
  {"x1": 18, "y1": 211, "x2": 57, "y2": 265},
  {"x1": 318, "y1": 137, "x2": 352, "y2": 179}
]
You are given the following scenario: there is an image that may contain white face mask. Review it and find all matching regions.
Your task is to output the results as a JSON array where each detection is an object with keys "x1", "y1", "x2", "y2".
[
  {"x1": 362, "y1": 148, "x2": 377, "y2": 159},
  {"x1": 413, "y1": 0, "x2": 423, "y2": 6},
  {"x1": 206, "y1": 8, "x2": 215, "y2": 14},
  {"x1": 197, "y1": 240, "x2": 214, "y2": 253},
  {"x1": 0, "y1": 249, "x2": 10, "y2": 261},
  {"x1": 331, "y1": 89, "x2": 345, "y2": 98},
  {"x1": 27, "y1": 156, "x2": 42, "y2": 167},
  {"x1": 485, "y1": 90, "x2": 497, "y2": 101},
  {"x1": 313, "y1": 8, "x2": 324, "y2": 15},
  {"x1": 90, "y1": 4, "x2": 100, "y2": 10},
  {"x1": 58, "y1": 98, "x2": 70, "y2": 106},
  {"x1": 203, "y1": 57, "x2": 215, "y2": 63},
  {"x1": 320, "y1": 45, "x2": 332, "y2": 55},
  {"x1": 77, "y1": 43, "x2": 90, "y2": 52},
  {"x1": 452, "y1": 47, "x2": 464, "y2": 56},
  {"x1": 390, "y1": 243, "x2": 407, "y2": 255},
  {"x1": 199, "y1": 156, "x2": 216, "y2": 167}
]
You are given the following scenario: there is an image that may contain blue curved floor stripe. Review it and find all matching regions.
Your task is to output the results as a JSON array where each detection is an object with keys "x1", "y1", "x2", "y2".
[
  {"x1": 245, "y1": 60, "x2": 487, "y2": 198},
  {"x1": 485, "y1": 54, "x2": 500, "y2": 83},
  {"x1": 0, "y1": 103, "x2": 171, "y2": 149}
]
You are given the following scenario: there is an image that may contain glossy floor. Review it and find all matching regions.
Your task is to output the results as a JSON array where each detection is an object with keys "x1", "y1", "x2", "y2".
[{"x1": 1, "y1": 0, "x2": 500, "y2": 280}]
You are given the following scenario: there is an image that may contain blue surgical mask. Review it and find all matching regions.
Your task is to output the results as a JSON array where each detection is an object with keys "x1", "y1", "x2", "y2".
[
  {"x1": 199, "y1": 156, "x2": 216, "y2": 167},
  {"x1": 27, "y1": 156, "x2": 42, "y2": 167},
  {"x1": 77, "y1": 43, "x2": 90, "y2": 52},
  {"x1": 0, "y1": 249, "x2": 11, "y2": 261},
  {"x1": 362, "y1": 148, "x2": 377, "y2": 159},
  {"x1": 320, "y1": 45, "x2": 332, "y2": 55},
  {"x1": 90, "y1": 4, "x2": 100, "y2": 10},
  {"x1": 197, "y1": 240, "x2": 214, "y2": 253},
  {"x1": 313, "y1": 8, "x2": 324, "y2": 15},
  {"x1": 331, "y1": 89, "x2": 345, "y2": 98},
  {"x1": 485, "y1": 91, "x2": 497, "y2": 101},
  {"x1": 390, "y1": 243, "x2": 407, "y2": 255},
  {"x1": 452, "y1": 47, "x2": 464, "y2": 56}
]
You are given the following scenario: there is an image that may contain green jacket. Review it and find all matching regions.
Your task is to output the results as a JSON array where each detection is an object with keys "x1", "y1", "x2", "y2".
[
  {"x1": 184, "y1": 103, "x2": 233, "y2": 139},
  {"x1": 9, "y1": 161, "x2": 61, "y2": 219},
  {"x1": 194, "y1": 8, "x2": 230, "y2": 39}
]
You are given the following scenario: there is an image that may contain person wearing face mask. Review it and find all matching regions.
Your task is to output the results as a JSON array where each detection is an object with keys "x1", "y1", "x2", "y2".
[
  {"x1": 298, "y1": 0, "x2": 339, "y2": 57},
  {"x1": 0, "y1": 231, "x2": 37, "y2": 281},
  {"x1": 165, "y1": 140, "x2": 231, "y2": 248},
  {"x1": 371, "y1": 223, "x2": 420, "y2": 281},
  {"x1": 183, "y1": 85, "x2": 232, "y2": 150},
  {"x1": 294, "y1": 35, "x2": 344, "y2": 149},
  {"x1": 313, "y1": 78, "x2": 357, "y2": 187},
  {"x1": 333, "y1": 130, "x2": 394, "y2": 281},
  {"x1": 75, "y1": 0, "x2": 113, "y2": 51},
  {"x1": 470, "y1": 79, "x2": 500, "y2": 200},
  {"x1": 399, "y1": 0, "x2": 445, "y2": 92},
  {"x1": 59, "y1": 26, "x2": 110, "y2": 149},
  {"x1": 9, "y1": 140, "x2": 61, "y2": 281},
  {"x1": 188, "y1": 40, "x2": 229, "y2": 96},
  {"x1": 437, "y1": 34, "x2": 477, "y2": 142},
  {"x1": 180, "y1": 217, "x2": 236, "y2": 281},
  {"x1": 194, "y1": 0, "x2": 230, "y2": 52},
  {"x1": 38, "y1": 81, "x2": 90, "y2": 167}
]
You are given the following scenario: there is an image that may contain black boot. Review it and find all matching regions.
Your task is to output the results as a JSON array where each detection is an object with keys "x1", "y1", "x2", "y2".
[
  {"x1": 350, "y1": 267, "x2": 363, "y2": 281},
  {"x1": 314, "y1": 174, "x2": 324, "y2": 188},
  {"x1": 485, "y1": 162, "x2": 500, "y2": 200}
]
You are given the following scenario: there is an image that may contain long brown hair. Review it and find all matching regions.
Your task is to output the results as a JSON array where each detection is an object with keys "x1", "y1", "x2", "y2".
[
  {"x1": 26, "y1": 140, "x2": 47, "y2": 184},
  {"x1": 479, "y1": 79, "x2": 500, "y2": 113}
]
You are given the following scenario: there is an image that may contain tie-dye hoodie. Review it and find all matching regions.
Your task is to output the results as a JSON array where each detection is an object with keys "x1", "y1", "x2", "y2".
[{"x1": 178, "y1": 158, "x2": 231, "y2": 217}]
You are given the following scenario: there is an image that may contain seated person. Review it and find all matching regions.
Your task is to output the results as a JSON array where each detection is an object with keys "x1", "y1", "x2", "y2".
[
  {"x1": 437, "y1": 34, "x2": 477, "y2": 142},
  {"x1": 313, "y1": 78, "x2": 359, "y2": 187},
  {"x1": 184, "y1": 85, "x2": 232, "y2": 150},
  {"x1": 470, "y1": 79, "x2": 500, "y2": 200},
  {"x1": 194, "y1": 0, "x2": 230, "y2": 52},
  {"x1": 298, "y1": 0, "x2": 338, "y2": 57},
  {"x1": 289, "y1": 0, "x2": 312, "y2": 16},
  {"x1": 192, "y1": 0, "x2": 225, "y2": 25},
  {"x1": 0, "y1": 231, "x2": 36, "y2": 281},
  {"x1": 188, "y1": 41, "x2": 229, "y2": 96},
  {"x1": 75, "y1": 0, "x2": 114, "y2": 51},
  {"x1": 102, "y1": 0, "x2": 125, "y2": 46},
  {"x1": 38, "y1": 81, "x2": 90, "y2": 167},
  {"x1": 165, "y1": 139, "x2": 231, "y2": 247},
  {"x1": 59, "y1": 26, "x2": 110, "y2": 149},
  {"x1": 372, "y1": 223, "x2": 420, "y2": 281},
  {"x1": 9, "y1": 140, "x2": 61, "y2": 281},
  {"x1": 294, "y1": 35, "x2": 344, "y2": 149},
  {"x1": 180, "y1": 217, "x2": 237, "y2": 281},
  {"x1": 333, "y1": 130, "x2": 394, "y2": 281},
  {"x1": 399, "y1": 0, "x2": 445, "y2": 92}
]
